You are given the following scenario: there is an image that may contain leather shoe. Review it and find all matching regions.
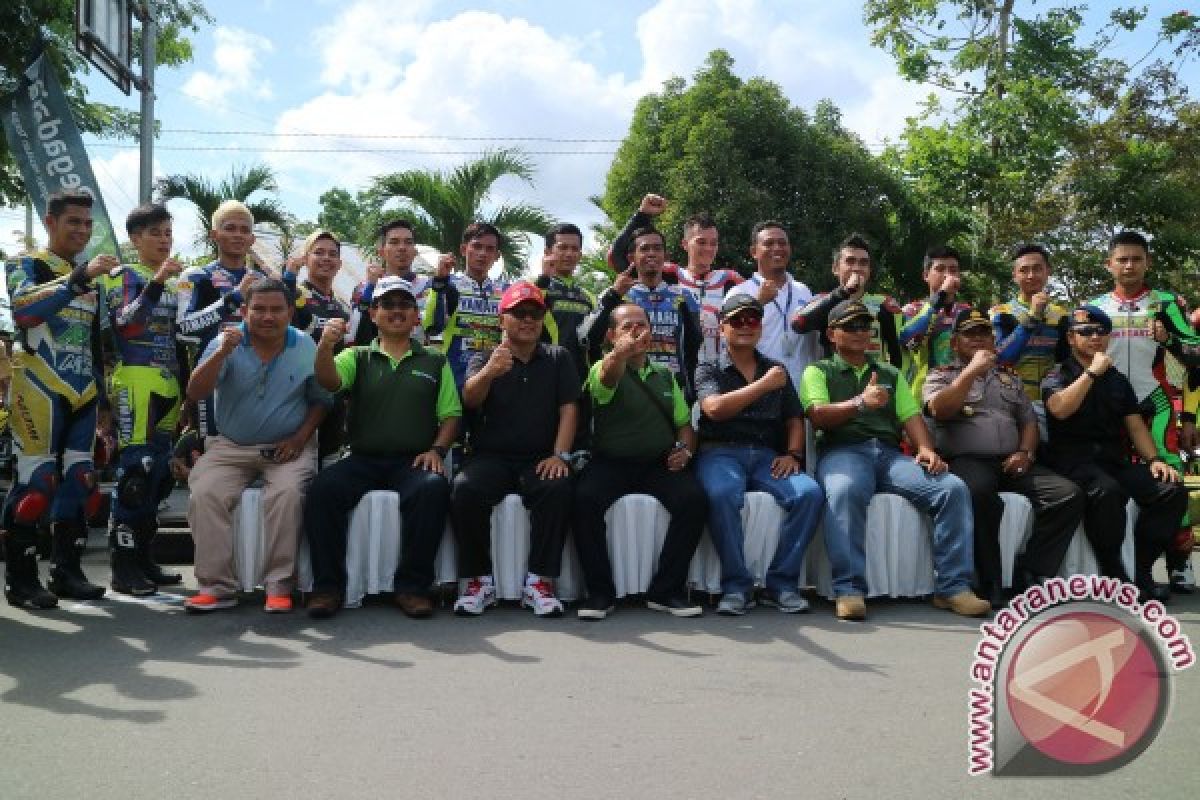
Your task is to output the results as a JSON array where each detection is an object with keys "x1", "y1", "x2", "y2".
[
  {"x1": 307, "y1": 591, "x2": 342, "y2": 619},
  {"x1": 834, "y1": 595, "x2": 866, "y2": 621},
  {"x1": 933, "y1": 590, "x2": 991, "y2": 617},
  {"x1": 395, "y1": 591, "x2": 433, "y2": 618}
]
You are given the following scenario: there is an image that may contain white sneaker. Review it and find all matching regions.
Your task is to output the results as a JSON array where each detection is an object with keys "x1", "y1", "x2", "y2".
[
  {"x1": 454, "y1": 576, "x2": 497, "y2": 616},
  {"x1": 522, "y1": 577, "x2": 564, "y2": 617},
  {"x1": 1170, "y1": 560, "x2": 1195, "y2": 593}
]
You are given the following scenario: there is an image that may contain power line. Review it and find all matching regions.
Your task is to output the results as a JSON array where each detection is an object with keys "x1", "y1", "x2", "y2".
[
  {"x1": 156, "y1": 128, "x2": 626, "y2": 143},
  {"x1": 85, "y1": 142, "x2": 617, "y2": 156}
]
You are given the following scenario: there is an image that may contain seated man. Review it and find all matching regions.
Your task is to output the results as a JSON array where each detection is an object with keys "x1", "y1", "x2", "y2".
[
  {"x1": 450, "y1": 282, "x2": 578, "y2": 617},
  {"x1": 924, "y1": 308, "x2": 1084, "y2": 606},
  {"x1": 695, "y1": 294, "x2": 824, "y2": 615},
  {"x1": 305, "y1": 277, "x2": 460, "y2": 619},
  {"x1": 185, "y1": 279, "x2": 331, "y2": 613},
  {"x1": 800, "y1": 300, "x2": 989, "y2": 621},
  {"x1": 572, "y1": 303, "x2": 706, "y2": 620},
  {"x1": 1041, "y1": 305, "x2": 1187, "y2": 603}
]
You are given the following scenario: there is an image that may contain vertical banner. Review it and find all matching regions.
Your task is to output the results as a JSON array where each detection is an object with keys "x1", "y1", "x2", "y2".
[{"x1": 1, "y1": 50, "x2": 120, "y2": 259}]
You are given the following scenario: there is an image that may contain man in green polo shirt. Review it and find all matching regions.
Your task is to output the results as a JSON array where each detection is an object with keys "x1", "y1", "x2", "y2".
[
  {"x1": 303, "y1": 277, "x2": 461, "y2": 619},
  {"x1": 800, "y1": 299, "x2": 989, "y2": 622},
  {"x1": 572, "y1": 303, "x2": 706, "y2": 620}
]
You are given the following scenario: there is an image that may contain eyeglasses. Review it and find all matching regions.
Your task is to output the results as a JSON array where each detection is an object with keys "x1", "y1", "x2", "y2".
[
  {"x1": 724, "y1": 314, "x2": 762, "y2": 330},
  {"x1": 506, "y1": 307, "x2": 546, "y2": 321},
  {"x1": 836, "y1": 320, "x2": 872, "y2": 333},
  {"x1": 1072, "y1": 326, "x2": 1108, "y2": 338},
  {"x1": 376, "y1": 298, "x2": 416, "y2": 311}
]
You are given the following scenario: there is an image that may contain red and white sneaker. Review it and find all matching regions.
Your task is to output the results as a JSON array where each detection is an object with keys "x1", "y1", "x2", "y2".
[
  {"x1": 454, "y1": 576, "x2": 497, "y2": 616},
  {"x1": 522, "y1": 576, "x2": 564, "y2": 617},
  {"x1": 184, "y1": 592, "x2": 237, "y2": 613}
]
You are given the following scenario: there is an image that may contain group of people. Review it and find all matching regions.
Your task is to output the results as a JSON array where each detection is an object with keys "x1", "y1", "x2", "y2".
[{"x1": 2, "y1": 188, "x2": 1196, "y2": 624}]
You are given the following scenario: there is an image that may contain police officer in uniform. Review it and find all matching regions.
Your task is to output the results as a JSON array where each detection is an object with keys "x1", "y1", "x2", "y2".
[
  {"x1": 1041, "y1": 304, "x2": 1187, "y2": 603},
  {"x1": 923, "y1": 309, "x2": 1084, "y2": 606}
]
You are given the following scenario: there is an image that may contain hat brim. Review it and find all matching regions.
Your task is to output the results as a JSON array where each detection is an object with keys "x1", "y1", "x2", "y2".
[
  {"x1": 955, "y1": 321, "x2": 993, "y2": 334},
  {"x1": 830, "y1": 313, "x2": 872, "y2": 327},
  {"x1": 373, "y1": 288, "x2": 416, "y2": 302},
  {"x1": 720, "y1": 306, "x2": 763, "y2": 321}
]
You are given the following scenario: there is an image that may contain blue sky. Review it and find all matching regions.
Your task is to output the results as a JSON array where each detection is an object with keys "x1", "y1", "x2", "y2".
[{"x1": 2, "y1": 0, "x2": 1195, "y2": 266}]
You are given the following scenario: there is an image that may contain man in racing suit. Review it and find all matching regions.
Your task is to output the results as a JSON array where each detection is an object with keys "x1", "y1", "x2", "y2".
[
  {"x1": 900, "y1": 245, "x2": 973, "y2": 398},
  {"x1": 99, "y1": 203, "x2": 186, "y2": 595},
  {"x1": 350, "y1": 219, "x2": 434, "y2": 346},
  {"x1": 1090, "y1": 230, "x2": 1200, "y2": 591},
  {"x1": 2, "y1": 190, "x2": 114, "y2": 609}
]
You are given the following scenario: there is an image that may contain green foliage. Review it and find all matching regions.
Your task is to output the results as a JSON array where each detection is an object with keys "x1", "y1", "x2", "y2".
[
  {"x1": 599, "y1": 50, "x2": 956, "y2": 299},
  {"x1": 0, "y1": 1, "x2": 212, "y2": 208},
  {"x1": 154, "y1": 163, "x2": 289, "y2": 255}
]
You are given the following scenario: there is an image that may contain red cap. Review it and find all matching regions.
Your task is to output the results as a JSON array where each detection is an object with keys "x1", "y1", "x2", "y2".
[{"x1": 499, "y1": 281, "x2": 546, "y2": 313}]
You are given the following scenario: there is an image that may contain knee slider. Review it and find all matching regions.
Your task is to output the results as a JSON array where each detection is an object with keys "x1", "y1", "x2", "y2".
[{"x1": 13, "y1": 491, "x2": 49, "y2": 524}]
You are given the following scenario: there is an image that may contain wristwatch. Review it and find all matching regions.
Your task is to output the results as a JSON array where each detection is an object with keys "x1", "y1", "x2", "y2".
[
  {"x1": 555, "y1": 451, "x2": 573, "y2": 467},
  {"x1": 852, "y1": 394, "x2": 866, "y2": 415},
  {"x1": 787, "y1": 450, "x2": 804, "y2": 461},
  {"x1": 673, "y1": 441, "x2": 693, "y2": 459}
]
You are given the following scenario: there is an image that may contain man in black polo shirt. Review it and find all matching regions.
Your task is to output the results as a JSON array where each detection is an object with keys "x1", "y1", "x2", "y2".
[
  {"x1": 303, "y1": 277, "x2": 461, "y2": 619},
  {"x1": 450, "y1": 282, "x2": 578, "y2": 617},
  {"x1": 695, "y1": 294, "x2": 824, "y2": 615},
  {"x1": 572, "y1": 303, "x2": 706, "y2": 620},
  {"x1": 1041, "y1": 304, "x2": 1186, "y2": 603}
]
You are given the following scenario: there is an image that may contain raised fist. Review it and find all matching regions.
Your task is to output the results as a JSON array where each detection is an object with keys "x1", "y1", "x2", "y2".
[
  {"x1": 762, "y1": 365, "x2": 788, "y2": 391},
  {"x1": 320, "y1": 317, "x2": 347, "y2": 348},
  {"x1": 1030, "y1": 292, "x2": 1049, "y2": 317},
  {"x1": 153, "y1": 258, "x2": 183, "y2": 283},
  {"x1": 966, "y1": 348, "x2": 996, "y2": 377},
  {"x1": 612, "y1": 269, "x2": 636, "y2": 297},
  {"x1": 757, "y1": 278, "x2": 781, "y2": 305},
  {"x1": 436, "y1": 253, "x2": 456, "y2": 279},
  {"x1": 1089, "y1": 351, "x2": 1113, "y2": 375},
  {"x1": 85, "y1": 254, "x2": 119, "y2": 279},
  {"x1": 217, "y1": 327, "x2": 243, "y2": 355},
  {"x1": 639, "y1": 193, "x2": 667, "y2": 216}
]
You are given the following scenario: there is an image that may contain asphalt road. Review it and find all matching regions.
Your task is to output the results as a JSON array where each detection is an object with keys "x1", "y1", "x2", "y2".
[{"x1": 1, "y1": 543, "x2": 1198, "y2": 799}]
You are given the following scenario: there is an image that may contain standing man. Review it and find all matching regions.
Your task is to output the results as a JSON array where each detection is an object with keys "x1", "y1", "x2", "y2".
[
  {"x1": 304, "y1": 277, "x2": 460, "y2": 619},
  {"x1": 573, "y1": 304, "x2": 706, "y2": 620},
  {"x1": 2, "y1": 190, "x2": 114, "y2": 608},
  {"x1": 184, "y1": 279, "x2": 331, "y2": 613},
  {"x1": 791, "y1": 233, "x2": 908, "y2": 370},
  {"x1": 583, "y1": 225, "x2": 702, "y2": 400},
  {"x1": 424, "y1": 222, "x2": 509, "y2": 388},
  {"x1": 1042, "y1": 305, "x2": 1188, "y2": 603},
  {"x1": 99, "y1": 203, "x2": 188, "y2": 595},
  {"x1": 800, "y1": 300, "x2": 988, "y2": 621},
  {"x1": 723, "y1": 221, "x2": 816, "y2": 388},
  {"x1": 350, "y1": 219, "x2": 436, "y2": 346},
  {"x1": 536, "y1": 222, "x2": 595, "y2": 383},
  {"x1": 1090, "y1": 231, "x2": 1200, "y2": 591},
  {"x1": 450, "y1": 282, "x2": 577, "y2": 617},
  {"x1": 900, "y1": 245, "x2": 973, "y2": 397},
  {"x1": 990, "y1": 244, "x2": 1070, "y2": 408},
  {"x1": 695, "y1": 294, "x2": 824, "y2": 615},
  {"x1": 924, "y1": 309, "x2": 1084, "y2": 606}
]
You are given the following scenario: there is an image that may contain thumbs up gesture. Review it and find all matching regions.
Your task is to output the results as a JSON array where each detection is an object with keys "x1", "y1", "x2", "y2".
[{"x1": 861, "y1": 371, "x2": 890, "y2": 410}]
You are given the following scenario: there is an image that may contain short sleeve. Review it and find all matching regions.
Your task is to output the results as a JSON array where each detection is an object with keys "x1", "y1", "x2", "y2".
[
  {"x1": 333, "y1": 347, "x2": 358, "y2": 391},
  {"x1": 799, "y1": 364, "x2": 829, "y2": 410},
  {"x1": 893, "y1": 373, "x2": 920, "y2": 423},
  {"x1": 554, "y1": 349, "x2": 581, "y2": 404},
  {"x1": 587, "y1": 360, "x2": 617, "y2": 406},
  {"x1": 670, "y1": 374, "x2": 690, "y2": 428},
  {"x1": 437, "y1": 360, "x2": 463, "y2": 421}
]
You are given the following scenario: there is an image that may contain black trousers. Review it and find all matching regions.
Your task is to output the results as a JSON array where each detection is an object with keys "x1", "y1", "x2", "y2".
[
  {"x1": 947, "y1": 456, "x2": 1083, "y2": 586},
  {"x1": 1051, "y1": 458, "x2": 1188, "y2": 581},
  {"x1": 450, "y1": 454, "x2": 572, "y2": 578},
  {"x1": 316, "y1": 395, "x2": 348, "y2": 461},
  {"x1": 303, "y1": 453, "x2": 450, "y2": 594},
  {"x1": 572, "y1": 456, "x2": 707, "y2": 600}
]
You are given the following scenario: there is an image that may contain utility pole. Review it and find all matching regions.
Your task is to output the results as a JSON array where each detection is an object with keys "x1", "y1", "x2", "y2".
[
  {"x1": 24, "y1": 198, "x2": 33, "y2": 252},
  {"x1": 138, "y1": 1, "x2": 156, "y2": 203}
]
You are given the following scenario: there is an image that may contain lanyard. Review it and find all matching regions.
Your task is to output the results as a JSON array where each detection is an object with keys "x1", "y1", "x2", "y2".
[{"x1": 753, "y1": 275, "x2": 792, "y2": 321}]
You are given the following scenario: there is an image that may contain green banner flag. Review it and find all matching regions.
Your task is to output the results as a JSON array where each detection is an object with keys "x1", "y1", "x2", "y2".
[{"x1": 1, "y1": 50, "x2": 120, "y2": 258}]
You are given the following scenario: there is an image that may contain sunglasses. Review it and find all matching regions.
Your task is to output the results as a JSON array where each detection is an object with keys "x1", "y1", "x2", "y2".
[
  {"x1": 507, "y1": 307, "x2": 546, "y2": 321},
  {"x1": 724, "y1": 314, "x2": 762, "y2": 329},
  {"x1": 376, "y1": 297, "x2": 416, "y2": 311},
  {"x1": 835, "y1": 320, "x2": 872, "y2": 333},
  {"x1": 1071, "y1": 326, "x2": 1108, "y2": 338}
]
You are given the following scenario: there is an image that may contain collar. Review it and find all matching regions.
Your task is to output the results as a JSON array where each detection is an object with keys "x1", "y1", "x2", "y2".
[
  {"x1": 831, "y1": 352, "x2": 879, "y2": 373},
  {"x1": 717, "y1": 347, "x2": 769, "y2": 372},
  {"x1": 368, "y1": 338, "x2": 425, "y2": 357},
  {"x1": 1113, "y1": 285, "x2": 1150, "y2": 303}
]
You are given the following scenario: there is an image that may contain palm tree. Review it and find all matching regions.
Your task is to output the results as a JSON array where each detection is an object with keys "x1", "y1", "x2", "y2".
[
  {"x1": 368, "y1": 149, "x2": 555, "y2": 276},
  {"x1": 154, "y1": 164, "x2": 291, "y2": 255}
]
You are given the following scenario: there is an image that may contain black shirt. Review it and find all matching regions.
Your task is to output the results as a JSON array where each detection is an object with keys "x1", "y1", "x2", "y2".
[
  {"x1": 1041, "y1": 356, "x2": 1138, "y2": 465},
  {"x1": 466, "y1": 343, "x2": 581, "y2": 457},
  {"x1": 696, "y1": 350, "x2": 804, "y2": 452}
]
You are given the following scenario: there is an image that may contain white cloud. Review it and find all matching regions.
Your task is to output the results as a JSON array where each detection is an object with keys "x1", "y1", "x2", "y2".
[{"x1": 182, "y1": 27, "x2": 276, "y2": 107}]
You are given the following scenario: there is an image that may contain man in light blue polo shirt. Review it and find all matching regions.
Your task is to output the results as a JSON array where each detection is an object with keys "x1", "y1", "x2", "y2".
[{"x1": 185, "y1": 278, "x2": 332, "y2": 613}]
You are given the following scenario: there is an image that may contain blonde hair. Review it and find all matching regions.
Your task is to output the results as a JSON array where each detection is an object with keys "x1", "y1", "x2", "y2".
[{"x1": 211, "y1": 200, "x2": 254, "y2": 230}]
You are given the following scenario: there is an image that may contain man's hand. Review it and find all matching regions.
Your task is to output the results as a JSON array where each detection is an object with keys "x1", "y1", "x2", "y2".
[
  {"x1": 169, "y1": 456, "x2": 192, "y2": 483},
  {"x1": 153, "y1": 258, "x2": 183, "y2": 283},
  {"x1": 1001, "y1": 449, "x2": 1033, "y2": 476},
  {"x1": 860, "y1": 371, "x2": 890, "y2": 410},
  {"x1": 285, "y1": 255, "x2": 305, "y2": 275},
  {"x1": 612, "y1": 269, "x2": 636, "y2": 296},
  {"x1": 757, "y1": 278, "x2": 781, "y2": 305},
  {"x1": 844, "y1": 272, "x2": 864, "y2": 296},
  {"x1": 1182, "y1": 420, "x2": 1197, "y2": 453},
  {"x1": 485, "y1": 343, "x2": 514, "y2": 378},
  {"x1": 413, "y1": 450, "x2": 445, "y2": 474},
  {"x1": 964, "y1": 349, "x2": 996, "y2": 380},
  {"x1": 1089, "y1": 351, "x2": 1113, "y2": 376},
  {"x1": 272, "y1": 430, "x2": 311, "y2": 463},
  {"x1": 366, "y1": 261, "x2": 384, "y2": 285},
  {"x1": 1152, "y1": 319, "x2": 1170, "y2": 344},
  {"x1": 639, "y1": 193, "x2": 667, "y2": 216},
  {"x1": 611, "y1": 329, "x2": 649, "y2": 361},
  {"x1": 1030, "y1": 292, "x2": 1049, "y2": 317},
  {"x1": 940, "y1": 275, "x2": 960, "y2": 297},
  {"x1": 760, "y1": 365, "x2": 788, "y2": 392},
  {"x1": 1150, "y1": 459, "x2": 1181, "y2": 483},
  {"x1": 216, "y1": 327, "x2": 243, "y2": 356},
  {"x1": 319, "y1": 317, "x2": 347, "y2": 350},
  {"x1": 436, "y1": 253, "x2": 456, "y2": 279},
  {"x1": 770, "y1": 453, "x2": 801, "y2": 479},
  {"x1": 535, "y1": 454, "x2": 570, "y2": 480},
  {"x1": 665, "y1": 446, "x2": 691, "y2": 472},
  {"x1": 85, "y1": 254, "x2": 119, "y2": 279},
  {"x1": 95, "y1": 411, "x2": 117, "y2": 463},
  {"x1": 236, "y1": 270, "x2": 258, "y2": 296},
  {"x1": 914, "y1": 446, "x2": 947, "y2": 475}
]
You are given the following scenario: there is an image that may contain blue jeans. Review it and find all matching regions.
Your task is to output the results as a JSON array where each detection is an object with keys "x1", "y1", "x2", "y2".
[
  {"x1": 815, "y1": 439, "x2": 974, "y2": 598},
  {"x1": 696, "y1": 445, "x2": 824, "y2": 595}
]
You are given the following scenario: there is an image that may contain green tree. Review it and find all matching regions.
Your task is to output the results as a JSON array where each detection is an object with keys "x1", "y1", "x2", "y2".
[
  {"x1": 0, "y1": 1, "x2": 212, "y2": 207},
  {"x1": 599, "y1": 50, "x2": 953, "y2": 299},
  {"x1": 314, "y1": 186, "x2": 386, "y2": 250},
  {"x1": 154, "y1": 163, "x2": 290, "y2": 255},
  {"x1": 368, "y1": 149, "x2": 555, "y2": 277},
  {"x1": 867, "y1": 2, "x2": 1200, "y2": 301}
]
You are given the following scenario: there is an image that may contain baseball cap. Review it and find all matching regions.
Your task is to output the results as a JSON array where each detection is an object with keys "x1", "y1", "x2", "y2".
[
  {"x1": 720, "y1": 293, "x2": 763, "y2": 320},
  {"x1": 303, "y1": 229, "x2": 340, "y2": 255},
  {"x1": 953, "y1": 307, "x2": 992, "y2": 334},
  {"x1": 1069, "y1": 304, "x2": 1112, "y2": 333},
  {"x1": 499, "y1": 281, "x2": 546, "y2": 313},
  {"x1": 828, "y1": 299, "x2": 872, "y2": 328},
  {"x1": 373, "y1": 276, "x2": 416, "y2": 303}
]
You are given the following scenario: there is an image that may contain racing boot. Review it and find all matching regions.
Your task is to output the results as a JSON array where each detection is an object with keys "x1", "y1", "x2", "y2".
[
  {"x1": 109, "y1": 523, "x2": 155, "y2": 596},
  {"x1": 4, "y1": 529, "x2": 58, "y2": 609},
  {"x1": 47, "y1": 521, "x2": 105, "y2": 600},
  {"x1": 133, "y1": 519, "x2": 181, "y2": 586}
]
